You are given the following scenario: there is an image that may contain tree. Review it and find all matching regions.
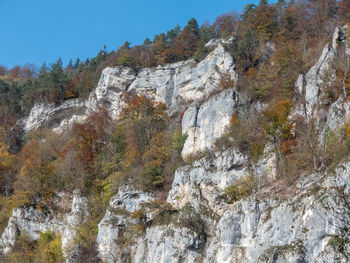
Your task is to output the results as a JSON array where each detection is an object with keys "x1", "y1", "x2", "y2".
[
  {"x1": 116, "y1": 42, "x2": 136, "y2": 68},
  {"x1": 119, "y1": 94, "x2": 168, "y2": 154},
  {"x1": 22, "y1": 63, "x2": 37, "y2": 79},
  {"x1": 307, "y1": 0, "x2": 337, "y2": 37},
  {"x1": 173, "y1": 18, "x2": 200, "y2": 60},
  {"x1": 39, "y1": 63, "x2": 48, "y2": 74},
  {"x1": 67, "y1": 59, "x2": 73, "y2": 71},
  {"x1": 153, "y1": 34, "x2": 167, "y2": 63},
  {"x1": 262, "y1": 99, "x2": 292, "y2": 177},
  {"x1": 9, "y1": 66, "x2": 21, "y2": 79},
  {"x1": 0, "y1": 66, "x2": 7, "y2": 76},
  {"x1": 166, "y1": 25, "x2": 181, "y2": 40},
  {"x1": 49, "y1": 59, "x2": 67, "y2": 102},
  {"x1": 338, "y1": 0, "x2": 350, "y2": 22},
  {"x1": 213, "y1": 12, "x2": 238, "y2": 38},
  {"x1": 74, "y1": 58, "x2": 81, "y2": 68},
  {"x1": 118, "y1": 94, "x2": 169, "y2": 172},
  {"x1": 143, "y1": 38, "x2": 152, "y2": 46},
  {"x1": 241, "y1": 4, "x2": 257, "y2": 21},
  {"x1": 254, "y1": 4, "x2": 277, "y2": 41},
  {"x1": 0, "y1": 127, "x2": 14, "y2": 197},
  {"x1": 259, "y1": 0, "x2": 268, "y2": 6},
  {"x1": 72, "y1": 107, "x2": 112, "y2": 166},
  {"x1": 142, "y1": 132, "x2": 169, "y2": 188}
]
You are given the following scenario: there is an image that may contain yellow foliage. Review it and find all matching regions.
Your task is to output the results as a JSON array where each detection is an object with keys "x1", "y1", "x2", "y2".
[
  {"x1": 132, "y1": 224, "x2": 145, "y2": 235},
  {"x1": 262, "y1": 99, "x2": 292, "y2": 139},
  {"x1": 346, "y1": 123, "x2": 350, "y2": 138},
  {"x1": 142, "y1": 132, "x2": 169, "y2": 164},
  {"x1": 0, "y1": 127, "x2": 12, "y2": 171},
  {"x1": 37, "y1": 231, "x2": 64, "y2": 263}
]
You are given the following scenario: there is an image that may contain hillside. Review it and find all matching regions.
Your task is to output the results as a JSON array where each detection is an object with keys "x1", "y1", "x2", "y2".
[{"x1": 0, "y1": 1, "x2": 350, "y2": 262}]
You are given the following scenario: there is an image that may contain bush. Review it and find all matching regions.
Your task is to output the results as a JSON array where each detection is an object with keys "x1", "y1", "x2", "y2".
[
  {"x1": 180, "y1": 203, "x2": 207, "y2": 240},
  {"x1": 224, "y1": 175, "x2": 257, "y2": 204},
  {"x1": 328, "y1": 235, "x2": 350, "y2": 254},
  {"x1": 149, "y1": 199, "x2": 177, "y2": 226},
  {"x1": 5, "y1": 231, "x2": 64, "y2": 263},
  {"x1": 142, "y1": 165, "x2": 164, "y2": 189},
  {"x1": 37, "y1": 231, "x2": 64, "y2": 263},
  {"x1": 217, "y1": 111, "x2": 267, "y2": 163},
  {"x1": 172, "y1": 130, "x2": 187, "y2": 155}
]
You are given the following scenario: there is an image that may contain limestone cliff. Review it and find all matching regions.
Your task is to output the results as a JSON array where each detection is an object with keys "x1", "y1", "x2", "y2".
[{"x1": 3, "y1": 27, "x2": 350, "y2": 263}]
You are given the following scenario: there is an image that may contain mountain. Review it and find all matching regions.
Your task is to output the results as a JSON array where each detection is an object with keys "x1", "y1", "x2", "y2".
[{"x1": 0, "y1": 26, "x2": 349, "y2": 263}]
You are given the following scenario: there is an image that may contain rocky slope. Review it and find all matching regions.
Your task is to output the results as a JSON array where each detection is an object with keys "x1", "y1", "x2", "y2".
[
  {"x1": 2, "y1": 28, "x2": 350, "y2": 262},
  {"x1": 20, "y1": 42, "x2": 237, "y2": 155},
  {"x1": 0, "y1": 190, "x2": 88, "y2": 257}
]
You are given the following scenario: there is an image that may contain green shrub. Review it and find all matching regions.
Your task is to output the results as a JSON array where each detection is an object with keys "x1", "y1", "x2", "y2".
[
  {"x1": 224, "y1": 175, "x2": 257, "y2": 204},
  {"x1": 37, "y1": 231, "x2": 64, "y2": 263},
  {"x1": 172, "y1": 130, "x2": 188, "y2": 154},
  {"x1": 5, "y1": 231, "x2": 64, "y2": 263},
  {"x1": 149, "y1": 199, "x2": 178, "y2": 226},
  {"x1": 328, "y1": 235, "x2": 350, "y2": 254},
  {"x1": 142, "y1": 165, "x2": 164, "y2": 189}
]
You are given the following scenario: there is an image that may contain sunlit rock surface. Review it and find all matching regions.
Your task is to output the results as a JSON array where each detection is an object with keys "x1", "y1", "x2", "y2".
[{"x1": 6, "y1": 27, "x2": 350, "y2": 262}]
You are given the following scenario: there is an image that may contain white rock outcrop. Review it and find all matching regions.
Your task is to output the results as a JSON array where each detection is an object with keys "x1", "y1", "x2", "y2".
[
  {"x1": 0, "y1": 190, "x2": 88, "y2": 257},
  {"x1": 204, "y1": 163, "x2": 350, "y2": 263},
  {"x1": 94, "y1": 149, "x2": 350, "y2": 263},
  {"x1": 181, "y1": 89, "x2": 238, "y2": 158},
  {"x1": 133, "y1": 226, "x2": 202, "y2": 263},
  {"x1": 20, "y1": 43, "x2": 237, "y2": 158},
  {"x1": 168, "y1": 149, "x2": 248, "y2": 216},
  {"x1": 21, "y1": 99, "x2": 86, "y2": 133},
  {"x1": 292, "y1": 26, "x2": 348, "y2": 125},
  {"x1": 21, "y1": 43, "x2": 236, "y2": 133},
  {"x1": 7, "y1": 27, "x2": 350, "y2": 263},
  {"x1": 96, "y1": 186, "x2": 154, "y2": 262}
]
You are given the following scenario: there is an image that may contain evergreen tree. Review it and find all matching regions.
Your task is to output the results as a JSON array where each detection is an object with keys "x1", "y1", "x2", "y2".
[
  {"x1": 67, "y1": 60, "x2": 73, "y2": 71},
  {"x1": 184, "y1": 18, "x2": 199, "y2": 37},
  {"x1": 74, "y1": 58, "x2": 80, "y2": 68},
  {"x1": 143, "y1": 38, "x2": 152, "y2": 46},
  {"x1": 166, "y1": 25, "x2": 181, "y2": 40},
  {"x1": 242, "y1": 4, "x2": 257, "y2": 21},
  {"x1": 39, "y1": 63, "x2": 48, "y2": 75}
]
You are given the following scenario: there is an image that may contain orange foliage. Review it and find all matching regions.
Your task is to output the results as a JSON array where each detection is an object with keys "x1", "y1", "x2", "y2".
[
  {"x1": 262, "y1": 99, "x2": 292, "y2": 139},
  {"x1": 230, "y1": 113, "x2": 239, "y2": 125},
  {"x1": 72, "y1": 107, "x2": 111, "y2": 165},
  {"x1": 219, "y1": 73, "x2": 235, "y2": 90}
]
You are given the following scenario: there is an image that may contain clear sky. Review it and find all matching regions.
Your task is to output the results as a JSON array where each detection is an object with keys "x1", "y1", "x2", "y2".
[{"x1": 0, "y1": 0, "x2": 269, "y2": 68}]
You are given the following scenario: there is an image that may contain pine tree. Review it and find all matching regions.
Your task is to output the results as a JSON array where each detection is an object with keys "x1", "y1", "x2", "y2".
[
  {"x1": 67, "y1": 59, "x2": 73, "y2": 71},
  {"x1": 74, "y1": 58, "x2": 80, "y2": 68}
]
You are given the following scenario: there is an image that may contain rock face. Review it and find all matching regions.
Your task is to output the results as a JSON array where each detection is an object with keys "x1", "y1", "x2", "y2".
[
  {"x1": 6, "y1": 27, "x2": 350, "y2": 263},
  {"x1": 128, "y1": 43, "x2": 236, "y2": 113},
  {"x1": 204, "y1": 173, "x2": 344, "y2": 263},
  {"x1": 21, "y1": 43, "x2": 236, "y2": 139},
  {"x1": 0, "y1": 207, "x2": 63, "y2": 255},
  {"x1": 96, "y1": 185, "x2": 204, "y2": 263},
  {"x1": 181, "y1": 89, "x2": 238, "y2": 158},
  {"x1": 292, "y1": 26, "x2": 349, "y2": 136},
  {"x1": 168, "y1": 149, "x2": 248, "y2": 216},
  {"x1": 21, "y1": 42, "x2": 237, "y2": 157},
  {"x1": 96, "y1": 185, "x2": 155, "y2": 262},
  {"x1": 21, "y1": 99, "x2": 87, "y2": 133},
  {"x1": 61, "y1": 189, "x2": 89, "y2": 255},
  {"x1": 94, "y1": 150, "x2": 350, "y2": 263},
  {"x1": 0, "y1": 190, "x2": 88, "y2": 257},
  {"x1": 133, "y1": 226, "x2": 202, "y2": 263}
]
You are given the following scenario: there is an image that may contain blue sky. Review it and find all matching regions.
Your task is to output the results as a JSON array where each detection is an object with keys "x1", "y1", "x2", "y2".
[{"x1": 0, "y1": 0, "x2": 269, "y2": 68}]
